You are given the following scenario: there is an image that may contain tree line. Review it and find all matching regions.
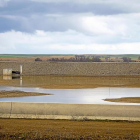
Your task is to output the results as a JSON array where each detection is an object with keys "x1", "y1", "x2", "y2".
[
  {"x1": 35, "y1": 55, "x2": 101, "y2": 62},
  {"x1": 35, "y1": 55, "x2": 140, "y2": 62}
]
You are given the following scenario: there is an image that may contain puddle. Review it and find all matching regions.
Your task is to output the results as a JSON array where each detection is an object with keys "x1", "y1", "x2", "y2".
[{"x1": 0, "y1": 86, "x2": 140, "y2": 105}]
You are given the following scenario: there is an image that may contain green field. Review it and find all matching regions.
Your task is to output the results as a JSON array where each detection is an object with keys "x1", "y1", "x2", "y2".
[
  {"x1": 0, "y1": 54, "x2": 74, "y2": 58},
  {"x1": 0, "y1": 54, "x2": 140, "y2": 60}
]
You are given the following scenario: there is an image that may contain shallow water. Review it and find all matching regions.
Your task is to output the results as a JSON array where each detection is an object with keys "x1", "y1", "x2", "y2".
[
  {"x1": 1, "y1": 75, "x2": 140, "y2": 88},
  {"x1": 0, "y1": 86, "x2": 140, "y2": 105}
]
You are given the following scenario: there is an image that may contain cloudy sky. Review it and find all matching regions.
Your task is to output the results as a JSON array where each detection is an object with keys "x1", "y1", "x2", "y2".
[{"x1": 0, "y1": 0, "x2": 140, "y2": 54}]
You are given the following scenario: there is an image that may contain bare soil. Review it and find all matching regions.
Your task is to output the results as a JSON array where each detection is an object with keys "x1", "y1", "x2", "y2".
[
  {"x1": 0, "y1": 119, "x2": 140, "y2": 140},
  {"x1": 104, "y1": 97, "x2": 140, "y2": 103},
  {"x1": 0, "y1": 90, "x2": 50, "y2": 98}
]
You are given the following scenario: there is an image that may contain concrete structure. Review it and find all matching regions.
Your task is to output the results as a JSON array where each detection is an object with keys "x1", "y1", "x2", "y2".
[
  {"x1": 0, "y1": 61, "x2": 140, "y2": 76},
  {"x1": 0, "y1": 102, "x2": 140, "y2": 121},
  {"x1": 3, "y1": 68, "x2": 12, "y2": 76},
  {"x1": 20, "y1": 65, "x2": 22, "y2": 75}
]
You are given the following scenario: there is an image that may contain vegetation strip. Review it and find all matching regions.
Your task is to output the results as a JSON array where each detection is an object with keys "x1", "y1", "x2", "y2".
[
  {"x1": 0, "y1": 90, "x2": 51, "y2": 98},
  {"x1": 0, "y1": 54, "x2": 140, "y2": 62}
]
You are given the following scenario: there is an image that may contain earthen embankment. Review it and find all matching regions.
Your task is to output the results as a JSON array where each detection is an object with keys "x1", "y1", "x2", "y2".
[
  {"x1": 0, "y1": 61, "x2": 140, "y2": 76},
  {"x1": 0, "y1": 102, "x2": 140, "y2": 121}
]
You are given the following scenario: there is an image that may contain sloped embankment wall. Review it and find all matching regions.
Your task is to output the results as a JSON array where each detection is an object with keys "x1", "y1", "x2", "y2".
[
  {"x1": 0, "y1": 62, "x2": 140, "y2": 76},
  {"x1": 0, "y1": 102, "x2": 140, "y2": 121}
]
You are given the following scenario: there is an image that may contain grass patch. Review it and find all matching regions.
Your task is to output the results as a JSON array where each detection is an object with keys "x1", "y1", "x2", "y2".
[{"x1": 0, "y1": 54, "x2": 74, "y2": 58}]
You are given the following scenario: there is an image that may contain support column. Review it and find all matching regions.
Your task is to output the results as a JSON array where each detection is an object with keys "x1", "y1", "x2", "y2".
[{"x1": 20, "y1": 65, "x2": 22, "y2": 75}]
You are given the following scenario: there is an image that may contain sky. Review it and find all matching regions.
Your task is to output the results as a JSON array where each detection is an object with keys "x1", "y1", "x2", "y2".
[{"x1": 0, "y1": 0, "x2": 140, "y2": 54}]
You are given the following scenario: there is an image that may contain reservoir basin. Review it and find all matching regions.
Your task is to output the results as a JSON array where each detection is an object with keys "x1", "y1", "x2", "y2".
[{"x1": 0, "y1": 86, "x2": 140, "y2": 105}]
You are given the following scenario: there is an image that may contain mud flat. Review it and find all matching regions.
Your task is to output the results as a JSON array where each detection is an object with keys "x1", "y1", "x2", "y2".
[
  {"x1": 104, "y1": 97, "x2": 140, "y2": 103},
  {"x1": 0, "y1": 90, "x2": 50, "y2": 98}
]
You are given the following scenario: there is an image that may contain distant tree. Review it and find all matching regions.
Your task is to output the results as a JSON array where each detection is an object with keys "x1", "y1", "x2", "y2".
[
  {"x1": 93, "y1": 56, "x2": 101, "y2": 62},
  {"x1": 47, "y1": 55, "x2": 103, "y2": 62},
  {"x1": 122, "y1": 57, "x2": 127, "y2": 62},
  {"x1": 105, "y1": 57, "x2": 108, "y2": 62},
  {"x1": 75, "y1": 55, "x2": 78, "y2": 60},
  {"x1": 122, "y1": 57, "x2": 131, "y2": 62},
  {"x1": 127, "y1": 58, "x2": 131, "y2": 62},
  {"x1": 138, "y1": 56, "x2": 140, "y2": 61},
  {"x1": 35, "y1": 58, "x2": 42, "y2": 61}
]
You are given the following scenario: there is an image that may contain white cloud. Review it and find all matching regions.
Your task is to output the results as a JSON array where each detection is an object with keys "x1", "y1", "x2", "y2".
[
  {"x1": 0, "y1": 30, "x2": 140, "y2": 54},
  {"x1": 80, "y1": 16, "x2": 114, "y2": 35},
  {"x1": 32, "y1": 13, "x2": 140, "y2": 39},
  {"x1": 1, "y1": 0, "x2": 140, "y2": 54},
  {"x1": 60, "y1": 13, "x2": 140, "y2": 39},
  {"x1": 1, "y1": 12, "x2": 140, "y2": 53}
]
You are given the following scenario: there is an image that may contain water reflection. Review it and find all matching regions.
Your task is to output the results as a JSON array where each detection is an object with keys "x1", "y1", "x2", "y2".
[
  {"x1": 20, "y1": 76, "x2": 22, "y2": 87},
  {"x1": 0, "y1": 86, "x2": 140, "y2": 105},
  {"x1": 3, "y1": 75, "x2": 20, "y2": 80},
  {"x1": 3, "y1": 76, "x2": 12, "y2": 80},
  {"x1": 0, "y1": 75, "x2": 140, "y2": 88},
  {"x1": 3, "y1": 75, "x2": 22, "y2": 86}
]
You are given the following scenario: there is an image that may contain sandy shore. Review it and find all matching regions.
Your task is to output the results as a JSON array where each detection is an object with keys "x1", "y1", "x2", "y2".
[
  {"x1": 0, "y1": 90, "x2": 51, "y2": 98},
  {"x1": 104, "y1": 97, "x2": 140, "y2": 103}
]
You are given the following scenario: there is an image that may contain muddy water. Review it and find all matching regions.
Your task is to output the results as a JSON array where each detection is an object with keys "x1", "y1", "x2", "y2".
[{"x1": 0, "y1": 75, "x2": 140, "y2": 88}]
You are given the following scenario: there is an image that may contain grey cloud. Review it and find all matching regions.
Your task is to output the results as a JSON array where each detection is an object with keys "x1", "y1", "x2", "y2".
[
  {"x1": 0, "y1": 0, "x2": 129, "y2": 16},
  {"x1": 0, "y1": 0, "x2": 9, "y2": 7},
  {"x1": 0, "y1": 0, "x2": 132, "y2": 33},
  {"x1": 0, "y1": 0, "x2": 138, "y2": 34},
  {"x1": 0, "y1": 16, "x2": 35, "y2": 32},
  {"x1": 0, "y1": 17, "x2": 19, "y2": 32},
  {"x1": 0, "y1": 15, "x2": 69, "y2": 32},
  {"x1": 0, "y1": 0, "x2": 140, "y2": 46},
  {"x1": 1, "y1": 13, "x2": 140, "y2": 45},
  {"x1": 31, "y1": 0, "x2": 140, "y2": 13}
]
